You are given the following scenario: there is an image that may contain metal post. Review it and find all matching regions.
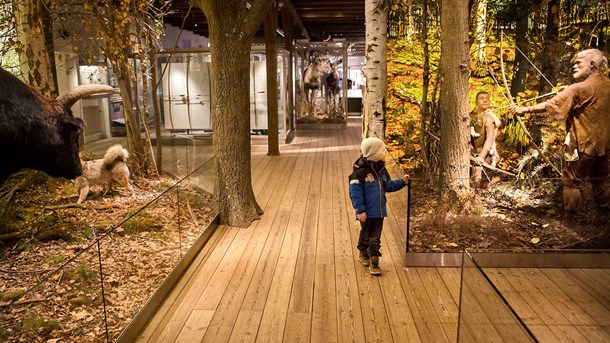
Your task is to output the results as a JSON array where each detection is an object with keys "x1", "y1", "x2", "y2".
[{"x1": 405, "y1": 178, "x2": 412, "y2": 254}]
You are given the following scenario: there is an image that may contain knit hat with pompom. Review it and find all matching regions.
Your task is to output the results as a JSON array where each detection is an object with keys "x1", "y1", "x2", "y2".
[{"x1": 360, "y1": 137, "x2": 386, "y2": 162}]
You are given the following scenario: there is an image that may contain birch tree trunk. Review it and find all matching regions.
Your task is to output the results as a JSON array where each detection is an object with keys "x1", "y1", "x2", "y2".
[
  {"x1": 420, "y1": 0, "x2": 431, "y2": 171},
  {"x1": 439, "y1": 0, "x2": 471, "y2": 198},
  {"x1": 13, "y1": 0, "x2": 57, "y2": 97},
  {"x1": 363, "y1": 0, "x2": 388, "y2": 139},
  {"x1": 473, "y1": 0, "x2": 488, "y2": 67},
  {"x1": 198, "y1": 0, "x2": 273, "y2": 227}
]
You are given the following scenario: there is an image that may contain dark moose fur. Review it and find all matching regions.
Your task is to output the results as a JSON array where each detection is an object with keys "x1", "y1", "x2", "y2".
[
  {"x1": 0, "y1": 68, "x2": 86, "y2": 183},
  {"x1": 0, "y1": 69, "x2": 113, "y2": 184}
]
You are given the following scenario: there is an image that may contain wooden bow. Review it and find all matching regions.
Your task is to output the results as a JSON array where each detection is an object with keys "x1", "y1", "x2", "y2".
[{"x1": 499, "y1": 31, "x2": 561, "y2": 175}]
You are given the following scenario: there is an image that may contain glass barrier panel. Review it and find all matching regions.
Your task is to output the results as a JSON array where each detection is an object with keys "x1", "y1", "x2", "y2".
[
  {"x1": 100, "y1": 156, "x2": 217, "y2": 340},
  {"x1": 0, "y1": 238, "x2": 106, "y2": 342},
  {"x1": 457, "y1": 250, "x2": 536, "y2": 342},
  {"x1": 101, "y1": 185, "x2": 181, "y2": 341},
  {"x1": 183, "y1": 156, "x2": 218, "y2": 223},
  {"x1": 1, "y1": 143, "x2": 218, "y2": 342},
  {"x1": 383, "y1": 154, "x2": 409, "y2": 257},
  {"x1": 160, "y1": 134, "x2": 214, "y2": 181}
]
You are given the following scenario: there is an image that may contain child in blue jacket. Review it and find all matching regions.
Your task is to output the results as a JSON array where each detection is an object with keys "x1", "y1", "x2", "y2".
[{"x1": 348, "y1": 137, "x2": 409, "y2": 275}]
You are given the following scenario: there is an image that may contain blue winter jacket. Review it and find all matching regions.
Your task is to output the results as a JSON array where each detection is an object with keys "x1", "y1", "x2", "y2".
[{"x1": 348, "y1": 157, "x2": 406, "y2": 218}]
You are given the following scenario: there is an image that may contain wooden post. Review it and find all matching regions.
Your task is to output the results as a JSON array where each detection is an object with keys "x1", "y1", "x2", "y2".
[
  {"x1": 281, "y1": 6, "x2": 295, "y2": 134},
  {"x1": 264, "y1": 3, "x2": 280, "y2": 155}
]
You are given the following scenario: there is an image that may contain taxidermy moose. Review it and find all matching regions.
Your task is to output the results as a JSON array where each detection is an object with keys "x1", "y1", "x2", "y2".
[
  {"x1": 0, "y1": 68, "x2": 113, "y2": 183},
  {"x1": 303, "y1": 55, "x2": 333, "y2": 107},
  {"x1": 322, "y1": 57, "x2": 342, "y2": 113},
  {"x1": 302, "y1": 54, "x2": 342, "y2": 116}
]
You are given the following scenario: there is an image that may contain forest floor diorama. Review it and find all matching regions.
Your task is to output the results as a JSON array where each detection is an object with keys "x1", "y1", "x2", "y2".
[
  {"x1": 0, "y1": 172, "x2": 215, "y2": 342},
  {"x1": 404, "y1": 170, "x2": 610, "y2": 252}
]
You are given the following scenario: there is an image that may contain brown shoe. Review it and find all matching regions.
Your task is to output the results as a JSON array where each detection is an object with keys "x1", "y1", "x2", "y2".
[
  {"x1": 358, "y1": 251, "x2": 370, "y2": 266},
  {"x1": 369, "y1": 256, "x2": 381, "y2": 276}
]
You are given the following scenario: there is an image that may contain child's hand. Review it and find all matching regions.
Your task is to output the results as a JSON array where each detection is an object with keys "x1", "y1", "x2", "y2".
[
  {"x1": 403, "y1": 174, "x2": 410, "y2": 183},
  {"x1": 357, "y1": 212, "x2": 367, "y2": 222}
]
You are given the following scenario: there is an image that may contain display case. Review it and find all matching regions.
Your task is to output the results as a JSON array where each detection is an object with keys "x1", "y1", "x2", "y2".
[
  {"x1": 156, "y1": 49, "x2": 289, "y2": 137},
  {"x1": 250, "y1": 54, "x2": 268, "y2": 133},
  {"x1": 57, "y1": 58, "x2": 113, "y2": 142},
  {"x1": 105, "y1": 58, "x2": 155, "y2": 137},
  {"x1": 294, "y1": 41, "x2": 348, "y2": 125}
]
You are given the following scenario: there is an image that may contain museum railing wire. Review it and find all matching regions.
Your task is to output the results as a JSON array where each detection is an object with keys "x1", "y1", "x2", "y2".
[{"x1": 0, "y1": 136, "x2": 218, "y2": 342}]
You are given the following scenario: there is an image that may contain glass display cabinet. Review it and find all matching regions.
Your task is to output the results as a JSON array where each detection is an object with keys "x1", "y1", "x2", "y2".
[
  {"x1": 156, "y1": 48, "x2": 290, "y2": 139},
  {"x1": 294, "y1": 41, "x2": 348, "y2": 126}
]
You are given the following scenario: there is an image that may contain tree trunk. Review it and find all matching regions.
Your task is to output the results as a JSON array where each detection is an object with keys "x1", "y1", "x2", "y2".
[
  {"x1": 510, "y1": 0, "x2": 530, "y2": 97},
  {"x1": 363, "y1": 0, "x2": 388, "y2": 139},
  {"x1": 407, "y1": 6, "x2": 414, "y2": 42},
  {"x1": 537, "y1": 0, "x2": 560, "y2": 96},
  {"x1": 150, "y1": 51, "x2": 164, "y2": 172},
  {"x1": 115, "y1": 70, "x2": 146, "y2": 175},
  {"x1": 439, "y1": 0, "x2": 471, "y2": 198},
  {"x1": 139, "y1": 52, "x2": 158, "y2": 175},
  {"x1": 472, "y1": 0, "x2": 488, "y2": 69},
  {"x1": 13, "y1": 0, "x2": 57, "y2": 97},
  {"x1": 420, "y1": 0, "x2": 431, "y2": 171},
  {"x1": 199, "y1": 0, "x2": 273, "y2": 227},
  {"x1": 264, "y1": 6, "x2": 280, "y2": 156}
]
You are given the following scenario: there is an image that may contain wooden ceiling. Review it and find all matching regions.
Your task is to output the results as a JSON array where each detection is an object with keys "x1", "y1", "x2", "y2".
[{"x1": 162, "y1": 0, "x2": 366, "y2": 55}]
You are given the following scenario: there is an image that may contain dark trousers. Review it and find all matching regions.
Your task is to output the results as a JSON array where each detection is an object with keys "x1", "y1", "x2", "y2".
[
  {"x1": 357, "y1": 217, "x2": 384, "y2": 257},
  {"x1": 563, "y1": 153, "x2": 610, "y2": 213}
]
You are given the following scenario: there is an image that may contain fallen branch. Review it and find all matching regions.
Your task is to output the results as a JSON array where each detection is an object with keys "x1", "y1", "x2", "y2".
[
  {"x1": 0, "y1": 228, "x2": 69, "y2": 243},
  {"x1": 45, "y1": 203, "x2": 126, "y2": 210},
  {"x1": 0, "y1": 268, "x2": 51, "y2": 274},
  {"x1": 96, "y1": 203, "x2": 127, "y2": 210},
  {"x1": 0, "y1": 298, "x2": 46, "y2": 308},
  {"x1": 45, "y1": 203, "x2": 83, "y2": 210},
  {"x1": 0, "y1": 232, "x2": 29, "y2": 243}
]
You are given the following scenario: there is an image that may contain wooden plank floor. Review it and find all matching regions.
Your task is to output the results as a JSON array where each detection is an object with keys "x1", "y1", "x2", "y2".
[
  {"x1": 485, "y1": 268, "x2": 610, "y2": 342},
  {"x1": 135, "y1": 118, "x2": 610, "y2": 343}
]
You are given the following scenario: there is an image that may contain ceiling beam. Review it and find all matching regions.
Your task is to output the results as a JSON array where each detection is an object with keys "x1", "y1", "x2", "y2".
[{"x1": 280, "y1": 0, "x2": 309, "y2": 40}]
